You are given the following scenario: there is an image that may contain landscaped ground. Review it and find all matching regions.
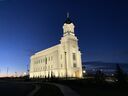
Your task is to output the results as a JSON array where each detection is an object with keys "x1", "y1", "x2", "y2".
[
  {"x1": 1, "y1": 78, "x2": 128, "y2": 96},
  {"x1": 35, "y1": 83, "x2": 64, "y2": 96},
  {"x1": 0, "y1": 79, "x2": 64, "y2": 96},
  {"x1": 55, "y1": 79, "x2": 128, "y2": 96},
  {"x1": 0, "y1": 81, "x2": 34, "y2": 96}
]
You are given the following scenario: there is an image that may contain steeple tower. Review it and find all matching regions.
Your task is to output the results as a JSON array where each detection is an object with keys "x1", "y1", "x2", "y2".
[
  {"x1": 60, "y1": 13, "x2": 83, "y2": 78},
  {"x1": 63, "y1": 13, "x2": 75, "y2": 36}
]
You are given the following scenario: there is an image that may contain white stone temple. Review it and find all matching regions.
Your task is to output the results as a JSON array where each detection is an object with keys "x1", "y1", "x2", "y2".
[{"x1": 29, "y1": 14, "x2": 83, "y2": 78}]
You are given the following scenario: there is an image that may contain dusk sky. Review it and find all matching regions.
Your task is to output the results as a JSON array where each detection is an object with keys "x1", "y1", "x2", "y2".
[{"x1": 0, "y1": 0, "x2": 128, "y2": 76}]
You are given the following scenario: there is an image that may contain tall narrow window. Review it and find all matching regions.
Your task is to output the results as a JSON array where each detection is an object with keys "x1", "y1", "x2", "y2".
[
  {"x1": 73, "y1": 53, "x2": 76, "y2": 61},
  {"x1": 73, "y1": 63, "x2": 77, "y2": 67},
  {"x1": 45, "y1": 57, "x2": 47, "y2": 64}
]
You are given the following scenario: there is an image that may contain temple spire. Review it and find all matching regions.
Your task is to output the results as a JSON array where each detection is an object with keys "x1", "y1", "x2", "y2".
[
  {"x1": 65, "y1": 12, "x2": 72, "y2": 24},
  {"x1": 67, "y1": 12, "x2": 69, "y2": 18}
]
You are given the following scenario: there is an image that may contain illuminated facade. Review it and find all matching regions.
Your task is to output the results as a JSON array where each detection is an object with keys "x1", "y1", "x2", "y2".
[{"x1": 29, "y1": 15, "x2": 83, "y2": 78}]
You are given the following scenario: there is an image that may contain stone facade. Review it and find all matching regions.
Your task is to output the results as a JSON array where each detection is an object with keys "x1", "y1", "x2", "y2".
[{"x1": 29, "y1": 16, "x2": 83, "y2": 78}]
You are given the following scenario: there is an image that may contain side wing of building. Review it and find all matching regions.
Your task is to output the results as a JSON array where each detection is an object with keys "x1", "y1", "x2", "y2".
[{"x1": 29, "y1": 44, "x2": 61, "y2": 78}]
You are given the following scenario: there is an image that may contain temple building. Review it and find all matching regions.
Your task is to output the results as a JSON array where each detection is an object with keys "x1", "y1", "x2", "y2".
[{"x1": 29, "y1": 14, "x2": 83, "y2": 78}]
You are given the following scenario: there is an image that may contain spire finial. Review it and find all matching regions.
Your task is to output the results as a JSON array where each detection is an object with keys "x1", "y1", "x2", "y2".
[{"x1": 67, "y1": 12, "x2": 69, "y2": 18}]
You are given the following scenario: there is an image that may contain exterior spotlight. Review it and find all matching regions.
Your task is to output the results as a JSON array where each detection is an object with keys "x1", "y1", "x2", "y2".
[{"x1": 83, "y1": 70, "x2": 86, "y2": 73}]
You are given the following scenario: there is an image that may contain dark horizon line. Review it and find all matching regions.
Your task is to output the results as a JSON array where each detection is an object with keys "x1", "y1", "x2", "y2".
[{"x1": 82, "y1": 61, "x2": 128, "y2": 64}]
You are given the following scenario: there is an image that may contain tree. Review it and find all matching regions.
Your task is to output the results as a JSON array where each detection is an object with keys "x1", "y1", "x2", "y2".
[
  {"x1": 114, "y1": 64, "x2": 127, "y2": 85},
  {"x1": 95, "y1": 69, "x2": 105, "y2": 84}
]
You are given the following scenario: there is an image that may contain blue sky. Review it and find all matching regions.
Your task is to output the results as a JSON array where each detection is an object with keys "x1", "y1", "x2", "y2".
[{"x1": 0, "y1": 0, "x2": 128, "y2": 76}]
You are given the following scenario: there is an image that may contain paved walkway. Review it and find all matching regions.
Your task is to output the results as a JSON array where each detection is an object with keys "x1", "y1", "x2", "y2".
[
  {"x1": 27, "y1": 84, "x2": 41, "y2": 96},
  {"x1": 49, "y1": 83, "x2": 80, "y2": 96}
]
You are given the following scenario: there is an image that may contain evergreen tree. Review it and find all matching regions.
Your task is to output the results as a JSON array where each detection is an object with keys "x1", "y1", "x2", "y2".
[
  {"x1": 95, "y1": 70, "x2": 105, "y2": 83},
  {"x1": 114, "y1": 64, "x2": 127, "y2": 85}
]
